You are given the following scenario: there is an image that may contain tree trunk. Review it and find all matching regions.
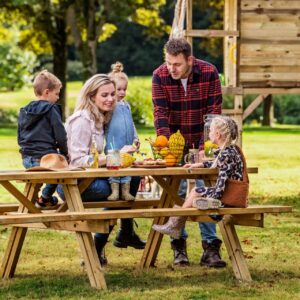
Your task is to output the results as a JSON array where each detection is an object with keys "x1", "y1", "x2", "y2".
[
  {"x1": 262, "y1": 94, "x2": 273, "y2": 126},
  {"x1": 52, "y1": 16, "x2": 68, "y2": 120},
  {"x1": 80, "y1": 41, "x2": 97, "y2": 80}
]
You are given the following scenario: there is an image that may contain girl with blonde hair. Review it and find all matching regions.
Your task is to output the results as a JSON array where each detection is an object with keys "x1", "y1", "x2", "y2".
[
  {"x1": 105, "y1": 62, "x2": 140, "y2": 202},
  {"x1": 57, "y1": 74, "x2": 145, "y2": 266},
  {"x1": 153, "y1": 116, "x2": 247, "y2": 267}
]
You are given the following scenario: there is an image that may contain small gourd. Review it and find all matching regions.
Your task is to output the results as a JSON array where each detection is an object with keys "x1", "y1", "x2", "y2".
[{"x1": 168, "y1": 130, "x2": 185, "y2": 163}]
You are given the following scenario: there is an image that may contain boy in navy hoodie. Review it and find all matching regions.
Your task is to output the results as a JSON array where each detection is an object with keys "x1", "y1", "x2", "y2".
[{"x1": 18, "y1": 70, "x2": 68, "y2": 209}]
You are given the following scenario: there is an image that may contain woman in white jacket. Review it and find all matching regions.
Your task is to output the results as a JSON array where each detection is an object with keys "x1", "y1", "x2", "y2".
[{"x1": 57, "y1": 74, "x2": 145, "y2": 266}]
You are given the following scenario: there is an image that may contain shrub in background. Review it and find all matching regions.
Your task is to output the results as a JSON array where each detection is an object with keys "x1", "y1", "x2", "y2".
[
  {"x1": 0, "y1": 43, "x2": 36, "y2": 91},
  {"x1": 126, "y1": 77, "x2": 153, "y2": 126}
]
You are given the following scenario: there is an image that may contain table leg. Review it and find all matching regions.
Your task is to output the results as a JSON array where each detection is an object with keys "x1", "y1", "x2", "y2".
[
  {"x1": 0, "y1": 183, "x2": 40, "y2": 278},
  {"x1": 219, "y1": 215, "x2": 252, "y2": 282},
  {"x1": 63, "y1": 184, "x2": 107, "y2": 290},
  {"x1": 140, "y1": 176, "x2": 181, "y2": 268}
]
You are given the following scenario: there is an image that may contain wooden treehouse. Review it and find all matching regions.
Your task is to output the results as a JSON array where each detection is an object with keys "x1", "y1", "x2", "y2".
[{"x1": 172, "y1": 0, "x2": 300, "y2": 138}]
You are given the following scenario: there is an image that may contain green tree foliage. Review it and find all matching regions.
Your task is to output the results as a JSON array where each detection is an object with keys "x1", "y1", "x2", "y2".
[
  {"x1": 0, "y1": 42, "x2": 36, "y2": 91},
  {"x1": 68, "y1": 0, "x2": 168, "y2": 80},
  {"x1": 2, "y1": 0, "x2": 73, "y2": 119}
]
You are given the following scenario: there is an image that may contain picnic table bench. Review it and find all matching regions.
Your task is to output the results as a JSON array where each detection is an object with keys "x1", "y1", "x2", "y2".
[{"x1": 0, "y1": 167, "x2": 292, "y2": 289}]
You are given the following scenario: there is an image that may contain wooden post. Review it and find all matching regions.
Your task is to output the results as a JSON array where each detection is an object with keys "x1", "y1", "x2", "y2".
[
  {"x1": 63, "y1": 184, "x2": 107, "y2": 290},
  {"x1": 0, "y1": 183, "x2": 40, "y2": 278},
  {"x1": 140, "y1": 176, "x2": 181, "y2": 268},
  {"x1": 219, "y1": 215, "x2": 252, "y2": 282},
  {"x1": 186, "y1": 0, "x2": 193, "y2": 50}
]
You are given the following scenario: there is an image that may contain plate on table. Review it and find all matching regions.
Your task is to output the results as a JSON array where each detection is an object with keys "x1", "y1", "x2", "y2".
[{"x1": 132, "y1": 164, "x2": 167, "y2": 168}]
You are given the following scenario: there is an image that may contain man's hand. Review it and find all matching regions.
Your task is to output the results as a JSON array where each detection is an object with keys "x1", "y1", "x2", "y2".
[{"x1": 120, "y1": 145, "x2": 136, "y2": 153}]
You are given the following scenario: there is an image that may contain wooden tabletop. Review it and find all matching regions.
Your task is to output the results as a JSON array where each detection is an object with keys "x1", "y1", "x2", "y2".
[{"x1": 0, "y1": 167, "x2": 258, "y2": 181}]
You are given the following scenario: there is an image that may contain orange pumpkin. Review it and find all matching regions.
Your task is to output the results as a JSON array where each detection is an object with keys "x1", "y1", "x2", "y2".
[
  {"x1": 165, "y1": 153, "x2": 177, "y2": 167},
  {"x1": 154, "y1": 135, "x2": 168, "y2": 148}
]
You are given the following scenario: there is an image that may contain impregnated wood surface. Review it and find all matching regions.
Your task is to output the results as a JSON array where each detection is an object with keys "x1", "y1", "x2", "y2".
[
  {"x1": 0, "y1": 205, "x2": 292, "y2": 225},
  {"x1": 239, "y1": 0, "x2": 300, "y2": 87},
  {"x1": 0, "y1": 167, "x2": 258, "y2": 181}
]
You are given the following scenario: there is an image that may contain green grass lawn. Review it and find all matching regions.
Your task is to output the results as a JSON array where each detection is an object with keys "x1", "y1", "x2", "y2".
[
  {"x1": 0, "y1": 125, "x2": 299, "y2": 299},
  {"x1": 0, "y1": 82, "x2": 300, "y2": 299}
]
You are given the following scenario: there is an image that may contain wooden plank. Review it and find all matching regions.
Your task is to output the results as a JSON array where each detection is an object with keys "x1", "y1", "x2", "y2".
[
  {"x1": 12, "y1": 220, "x2": 111, "y2": 233},
  {"x1": 224, "y1": 0, "x2": 239, "y2": 87},
  {"x1": 0, "y1": 167, "x2": 221, "y2": 181},
  {"x1": 222, "y1": 109, "x2": 243, "y2": 115},
  {"x1": 242, "y1": 29, "x2": 300, "y2": 40},
  {"x1": 140, "y1": 176, "x2": 182, "y2": 268},
  {"x1": 240, "y1": 57, "x2": 300, "y2": 66},
  {"x1": 241, "y1": 1, "x2": 300, "y2": 10},
  {"x1": 0, "y1": 181, "x2": 40, "y2": 213},
  {"x1": 241, "y1": 14, "x2": 300, "y2": 30},
  {"x1": 0, "y1": 183, "x2": 39, "y2": 278},
  {"x1": 241, "y1": 38, "x2": 300, "y2": 45},
  {"x1": 243, "y1": 94, "x2": 269, "y2": 120},
  {"x1": 244, "y1": 87, "x2": 300, "y2": 94},
  {"x1": 186, "y1": 0, "x2": 193, "y2": 49},
  {"x1": 0, "y1": 199, "x2": 165, "y2": 215},
  {"x1": 219, "y1": 215, "x2": 252, "y2": 282},
  {"x1": 231, "y1": 213, "x2": 264, "y2": 227},
  {"x1": 222, "y1": 86, "x2": 243, "y2": 95},
  {"x1": 185, "y1": 29, "x2": 239, "y2": 37},
  {"x1": 240, "y1": 66, "x2": 300, "y2": 73},
  {"x1": 0, "y1": 205, "x2": 292, "y2": 226},
  {"x1": 191, "y1": 213, "x2": 264, "y2": 227},
  {"x1": 242, "y1": 8, "x2": 300, "y2": 14},
  {"x1": 65, "y1": 184, "x2": 107, "y2": 289},
  {"x1": 240, "y1": 72, "x2": 300, "y2": 82},
  {"x1": 241, "y1": 81, "x2": 300, "y2": 88},
  {"x1": 21, "y1": 179, "x2": 77, "y2": 184}
]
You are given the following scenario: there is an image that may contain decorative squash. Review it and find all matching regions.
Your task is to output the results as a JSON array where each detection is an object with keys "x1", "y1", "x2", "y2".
[
  {"x1": 154, "y1": 135, "x2": 168, "y2": 148},
  {"x1": 120, "y1": 153, "x2": 135, "y2": 168},
  {"x1": 168, "y1": 130, "x2": 185, "y2": 163},
  {"x1": 159, "y1": 147, "x2": 169, "y2": 157},
  {"x1": 165, "y1": 153, "x2": 177, "y2": 167}
]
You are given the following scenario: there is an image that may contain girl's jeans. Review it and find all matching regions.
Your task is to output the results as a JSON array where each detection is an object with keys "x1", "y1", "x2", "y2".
[
  {"x1": 22, "y1": 156, "x2": 57, "y2": 199},
  {"x1": 109, "y1": 176, "x2": 131, "y2": 184}
]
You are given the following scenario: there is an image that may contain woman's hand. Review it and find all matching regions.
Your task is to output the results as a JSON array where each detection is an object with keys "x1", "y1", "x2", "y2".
[{"x1": 98, "y1": 155, "x2": 106, "y2": 167}]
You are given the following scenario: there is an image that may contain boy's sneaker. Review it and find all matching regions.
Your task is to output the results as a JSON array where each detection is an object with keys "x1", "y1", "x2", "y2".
[
  {"x1": 35, "y1": 195, "x2": 58, "y2": 209},
  {"x1": 192, "y1": 197, "x2": 222, "y2": 210}
]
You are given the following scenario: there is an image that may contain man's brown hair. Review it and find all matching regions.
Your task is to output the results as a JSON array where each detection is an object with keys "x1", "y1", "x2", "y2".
[
  {"x1": 33, "y1": 70, "x2": 62, "y2": 96},
  {"x1": 164, "y1": 38, "x2": 192, "y2": 59}
]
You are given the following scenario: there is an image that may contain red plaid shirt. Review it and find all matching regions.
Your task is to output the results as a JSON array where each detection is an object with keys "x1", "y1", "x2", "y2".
[{"x1": 152, "y1": 57, "x2": 222, "y2": 149}]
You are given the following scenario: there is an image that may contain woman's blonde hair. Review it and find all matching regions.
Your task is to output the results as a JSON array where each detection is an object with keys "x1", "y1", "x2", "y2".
[
  {"x1": 108, "y1": 61, "x2": 128, "y2": 82},
  {"x1": 75, "y1": 74, "x2": 115, "y2": 129},
  {"x1": 210, "y1": 116, "x2": 239, "y2": 168}
]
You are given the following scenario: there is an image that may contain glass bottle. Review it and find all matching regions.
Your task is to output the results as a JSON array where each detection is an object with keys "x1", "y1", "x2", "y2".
[
  {"x1": 89, "y1": 134, "x2": 99, "y2": 168},
  {"x1": 203, "y1": 114, "x2": 219, "y2": 159}
]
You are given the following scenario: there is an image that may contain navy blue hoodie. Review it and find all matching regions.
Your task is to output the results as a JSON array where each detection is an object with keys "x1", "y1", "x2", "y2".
[{"x1": 17, "y1": 100, "x2": 68, "y2": 159}]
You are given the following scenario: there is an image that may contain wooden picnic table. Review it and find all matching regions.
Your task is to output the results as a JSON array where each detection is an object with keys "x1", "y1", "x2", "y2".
[{"x1": 0, "y1": 167, "x2": 292, "y2": 289}]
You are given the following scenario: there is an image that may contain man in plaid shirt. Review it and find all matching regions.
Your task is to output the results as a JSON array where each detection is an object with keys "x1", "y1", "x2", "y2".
[{"x1": 152, "y1": 38, "x2": 226, "y2": 268}]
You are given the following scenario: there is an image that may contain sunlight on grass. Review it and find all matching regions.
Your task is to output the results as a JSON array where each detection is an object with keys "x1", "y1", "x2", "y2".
[{"x1": 0, "y1": 98, "x2": 299, "y2": 298}]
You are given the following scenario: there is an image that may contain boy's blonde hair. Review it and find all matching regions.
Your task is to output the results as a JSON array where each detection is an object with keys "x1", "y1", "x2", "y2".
[
  {"x1": 33, "y1": 70, "x2": 62, "y2": 96},
  {"x1": 108, "y1": 61, "x2": 128, "y2": 83},
  {"x1": 75, "y1": 74, "x2": 116, "y2": 129}
]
